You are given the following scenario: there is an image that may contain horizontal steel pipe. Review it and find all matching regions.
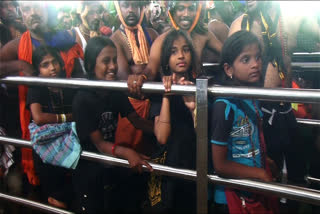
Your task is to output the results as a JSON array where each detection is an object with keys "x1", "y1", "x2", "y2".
[
  {"x1": 1, "y1": 76, "x2": 320, "y2": 104},
  {"x1": 297, "y1": 118, "x2": 320, "y2": 127},
  {"x1": 306, "y1": 176, "x2": 320, "y2": 185},
  {"x1": 208, "y1": 175, "x2": 320, "y2": 206},
  {"x1": 202, "y1": 62, "x2": 320, "y2": 69},
  {"x1": 0, "y1": 192, "x2": 73, "y2": 214},
  {"x1": 0, "y1": 137, "x2": 320, "y2": 206},
  {"x1": 0, "y1": 76, "x2": 195, "y2": 95},
  {"x1": 292, "y1": 52, "x2": 320, "y2": 56},
  {"x1": 208, "y1": 85, "x2": 320, "y2": 104},
  {"x1": 291, "y1": 62, "x2": 320, "y2": 69}
]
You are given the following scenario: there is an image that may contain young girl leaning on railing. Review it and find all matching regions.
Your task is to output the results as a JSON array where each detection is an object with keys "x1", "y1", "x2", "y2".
[
  {"x1": 27, "y1": 45, "x2": 79, "y2": 209},
  {"x1": 209, "y1": 30, "x2": 280, "y2": 214}
]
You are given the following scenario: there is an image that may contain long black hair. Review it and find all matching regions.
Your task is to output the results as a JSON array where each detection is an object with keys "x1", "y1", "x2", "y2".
[
  {"x1": 32, "y1": 45, "x2": 65, "y2": 77},
  {"x1": 160, "y1": 30, "x2": 198, "y2": 81},
  {"x1": 220, "y1": 30, "x2": 262, "y2": 85},
  {"x1": 84, "y1": 36, "x2": 116, "y2": 80}
]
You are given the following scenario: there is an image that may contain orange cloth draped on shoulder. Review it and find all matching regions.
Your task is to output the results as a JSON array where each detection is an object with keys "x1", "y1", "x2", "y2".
[
  {"x1": 113, "y1": 1, "x2": 149, "y2": 65},
  {"x1": 18, "y1": 30, "x2": 40, "y2": 186},
  {"x1": 60, "y1": 43, "x2": 84, "y2": 78},
  {"x1": 18, "y1": 31, "x2": 83, "y2": 185},
  {"x1": 115, "y1": 98, "x2": 150, "y2": 149}
]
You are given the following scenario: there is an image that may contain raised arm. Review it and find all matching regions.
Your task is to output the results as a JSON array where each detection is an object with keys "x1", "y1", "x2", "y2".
[
  {"x1": 228, "y1": 15, "x2": 243, "y2": 37},
  {"x1": 111, "y1": 35, "x2": 131, "y2": 81},
  {"x1": 206, "y1": 31, "x2": 223, "y2": 54},
  {"x1": 0, "y1": 38, "x2": 35, "y2": 77},
  {"x1": 143, "y1": 33, "x2": 165, "y2": 81},
  {"x1": 154, "y1": 96, "x2": 171, "y2": 145}
]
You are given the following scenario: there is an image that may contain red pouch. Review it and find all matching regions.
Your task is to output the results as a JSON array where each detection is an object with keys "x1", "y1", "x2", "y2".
[{"x1": 225, "y1": 189, "x2": 279, "y2": 214}]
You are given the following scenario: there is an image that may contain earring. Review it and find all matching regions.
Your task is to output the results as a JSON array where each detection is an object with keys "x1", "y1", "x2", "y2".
[{"x1": 230, "y1": 74, "x2": 233, "y2": 79}]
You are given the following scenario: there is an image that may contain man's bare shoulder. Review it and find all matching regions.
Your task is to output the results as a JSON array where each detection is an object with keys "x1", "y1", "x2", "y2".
[
  {"x1": 208, "y1": 20, "x2": 229, "y2": 32},
  {"x1": 146, "y1": 27, "x2": 159, "y2": 42},
  {"x1": 0, "y1": 38, "x2": 20, "y2": 61},
  {"x1": 153, "y1": 30, "x2": 170, "y2": 44},
  {"x1": 228, "y1": 14, "x2": 245, "y2": 37}
]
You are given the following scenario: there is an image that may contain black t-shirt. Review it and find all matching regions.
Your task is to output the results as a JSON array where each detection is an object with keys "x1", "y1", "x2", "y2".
[
  {"x1": 149, "y1": 95, "x2": 196, "y2": 169},
  {"x1": 26, "y1": 86, "x2": 74, "y2": 114},
  {"x1": 209, "y1": 101, "x2": 234, "y2": 143},
  {"x1": 72, "y1": 89, "x2": 134, "y2": 152}
]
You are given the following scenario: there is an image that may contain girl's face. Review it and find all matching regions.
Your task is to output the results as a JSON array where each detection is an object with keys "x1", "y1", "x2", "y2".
[
  {"x1": 168, "y1": 36, "x2": 192, "y2": 74},
  {"x1": 227, "y1": 43, "x2": 262, "y2": 84},
  {"x1": 94, "y1": 46, "x2": 117, "y2": 81},
  {"x1": 38, "y1": 54, "x2": 61, "y2": 78}
]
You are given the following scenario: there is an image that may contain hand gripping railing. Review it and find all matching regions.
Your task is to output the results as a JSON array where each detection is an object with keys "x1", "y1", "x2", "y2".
[{"x1": 0, "y1": 76, "x2": 320, "y2": 214}]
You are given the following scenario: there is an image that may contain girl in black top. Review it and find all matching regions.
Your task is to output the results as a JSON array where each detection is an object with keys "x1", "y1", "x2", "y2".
[
  {"x1": 147, "y1": 30, "x2": 198, "y2": 213},
  {"x1": 72, "y1": 37, "x2": 153, "y2": 213},
  {"x1": 27, "y1": 46, "x2": 74, "y2": 209}
]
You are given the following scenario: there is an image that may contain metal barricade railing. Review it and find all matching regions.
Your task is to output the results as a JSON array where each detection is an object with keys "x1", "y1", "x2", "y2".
[
  {"x1": 1, "y1": 136, "x2": 320, "y2": 207},
  {"x1": 0, "y1": 76, "x2": 320, "y2": 214},
  {"x1": 0, "y1": 192, "x2": 73, "y2": 214}
]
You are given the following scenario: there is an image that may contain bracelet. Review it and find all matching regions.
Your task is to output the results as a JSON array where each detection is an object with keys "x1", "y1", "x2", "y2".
[
  {"x1": 56, "y1": 114, "x2": 59, "y2": 123},
  {"x1": 112, "y1": 144, "x2": 118, "y2": 156},
  {"x1": 141, "y1": 74, "x2": 147, "y2": 81},
  {"x1": 159, "y1": 120, "x2": 170, "y2": 124},
  {"x1": 60, "y1": 114, "x2": 66, "y2": 123}
]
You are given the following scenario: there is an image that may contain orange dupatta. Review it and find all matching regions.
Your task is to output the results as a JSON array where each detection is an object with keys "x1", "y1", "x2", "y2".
[{"x1": 18, "y1": 31, "x2": 40, "y2": 186}]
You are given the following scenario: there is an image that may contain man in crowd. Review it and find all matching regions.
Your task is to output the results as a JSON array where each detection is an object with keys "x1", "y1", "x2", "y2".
[
  {"x1": 56, "y1": 7, "x2": 73, "y2": 31},
  {"x1": 110, "y1": 1, "x2": 158, "y2": 153},
  {"x1": 110, "y1": 2, "x2": 158, "y2": 212},
  {"x1": 0, "y1": 0, "x2": 26, "y2": 47},
  {"x1": 74, "y1": 1, "x2": 104, "y2": 51},
  {"x1": 128, "y1": 1, "x2": 223, "y2": 93},
  {"x1": 111, "y1": 1, "x2": 158, "y2": 80},
  {"x1": 202, "y1": 1, "x2": 233, "y2": 72},
  {"x1": 146, "y1": 1, "x2": 171, "y2": 35}
]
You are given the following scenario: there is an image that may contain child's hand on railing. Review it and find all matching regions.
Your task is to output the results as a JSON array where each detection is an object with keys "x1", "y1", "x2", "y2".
[{"x1": 120, "y1": 147, "x2": 153, "y2": 173}]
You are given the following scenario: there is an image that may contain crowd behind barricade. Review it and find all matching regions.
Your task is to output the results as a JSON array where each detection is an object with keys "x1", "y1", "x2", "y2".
[{"x1": 0, "y1": 1, "x2": 319, "y2": 214}]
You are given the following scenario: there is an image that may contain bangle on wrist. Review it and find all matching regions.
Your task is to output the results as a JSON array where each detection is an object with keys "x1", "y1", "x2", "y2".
[
  {"x1": 60, "y1": 114, "x2": 66, "y2": 123},
  {"x1": 112, "y1": 144, "x2": 118, "y2": 156},
  {"x1": 159, "y1": 120, "x2": 170, "y2": 124}
]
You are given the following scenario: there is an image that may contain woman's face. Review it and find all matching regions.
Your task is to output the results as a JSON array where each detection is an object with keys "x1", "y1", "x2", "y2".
[
  {"x1": 38, "y1": 54, "x2": 61, "y2": 78},
  {"x1": 94, "y1": 46, "x2": 117, "y2": 81},
  {"x1": 230, "y1": 43, "x2": 262, "y2": 84},
  {"x1": 168, "y1": 36, "x2": 192, "y2": 74}
]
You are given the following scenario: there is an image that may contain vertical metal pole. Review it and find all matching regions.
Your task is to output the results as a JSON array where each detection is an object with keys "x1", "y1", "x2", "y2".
[{"x1": 196, "y1": 78, "x2": 208, "y2": 214}]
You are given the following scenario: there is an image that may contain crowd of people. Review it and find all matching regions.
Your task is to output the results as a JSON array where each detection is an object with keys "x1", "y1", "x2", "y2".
[{"x1": 0, "y1": 1, "x2": 319, "y2": 214}]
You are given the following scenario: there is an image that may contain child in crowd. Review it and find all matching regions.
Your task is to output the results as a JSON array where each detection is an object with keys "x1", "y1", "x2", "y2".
[
  {"x1": 27, "y1": 46, "x2": 74, "y2": 209},
  {"x1": 209, "y1": 31, "x2": 279, "y2": 214},
  {"x1": 72, "y1": 36, "x2": 153, "y2": 213},
  {"x1": 147, "y1": 30, "x2": 198, "y2": 213}
]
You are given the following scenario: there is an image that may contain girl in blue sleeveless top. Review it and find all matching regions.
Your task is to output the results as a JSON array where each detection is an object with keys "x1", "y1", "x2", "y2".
[{"x1": 209, "y1": 30, "x2": 279, "y2": 214}]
